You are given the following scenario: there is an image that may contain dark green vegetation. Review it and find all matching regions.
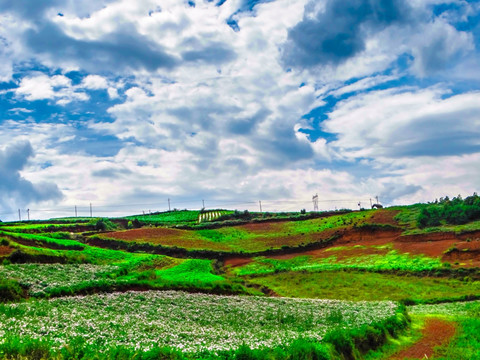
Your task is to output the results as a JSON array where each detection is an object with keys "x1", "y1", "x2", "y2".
[
  {"x1": 1, "y1": 196, "x2": 480, "y2": 358},
  {"x1": 417, "y1": 194, "x2": 480, "y2": 228}
]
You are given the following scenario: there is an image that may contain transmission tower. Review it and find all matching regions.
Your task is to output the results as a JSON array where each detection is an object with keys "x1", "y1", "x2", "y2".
[{"x1": 312, "y1": 194, "x2": 319, "y2": 212}]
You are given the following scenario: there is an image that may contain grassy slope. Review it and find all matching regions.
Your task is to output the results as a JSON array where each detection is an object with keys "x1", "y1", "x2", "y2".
[{"x1": 247, "y1": 271, "x2": 480, "y2": 302}]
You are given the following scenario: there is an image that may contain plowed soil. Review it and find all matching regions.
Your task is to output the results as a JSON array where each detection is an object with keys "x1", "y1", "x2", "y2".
[{"x1": 389, "y1": 318, "x2": 456, "y2": 360}]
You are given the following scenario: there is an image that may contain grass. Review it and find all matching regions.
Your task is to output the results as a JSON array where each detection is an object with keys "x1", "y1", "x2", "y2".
[
  {"x1": 247, "y1": 271, "x2": 480, "y2": 302},
  {"x1": 233, "y1": 250, "x2": 446, "y2": 276},
  {"x1": 0, "y1": 230, "x2": 85, "y2": 250},
  {"x1": 0, "y1": 222, "x2": 91, "y2": 233},
  {"x1": 124, "y1": 210, "x2": 201, "y2": 225},
  {"x1": 363, "y1": 316, "x2": 425, "y2": 360}
]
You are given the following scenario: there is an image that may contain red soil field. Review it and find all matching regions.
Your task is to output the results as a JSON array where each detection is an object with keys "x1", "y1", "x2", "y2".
[
  {"x1": 100, "y1": 227, "x2": 232, "y2": 251},
  {"x1": 241, "y1": 221, "x2": 287, "y2": 233},
  {"x1": 389, "y1": 318, "x2": 456, "y2": 360},
  {"x1": 225, "y1": 228, "x2": 480, "y2": 267}
]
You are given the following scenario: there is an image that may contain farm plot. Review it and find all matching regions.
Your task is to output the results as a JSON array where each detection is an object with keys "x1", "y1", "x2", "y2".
[
  {"x1": 0, "y1": 264, "x2": 120, "y2": 297},
  {"x1": 0, "y1": 258, "x2": 227, "y2": 298},
  {"x1": 0, "y1": 290, "x2": 400, "y2": 355},
  {"x1": 125, "y1": 210, "x2": 200, "y2": 226},
  {"x1": 0, "y1": 222, "x2": 92, "y2": 234},
  {"x1": 98, "y1": 213, "x2": 372, "y2": 254},
  {"x1": 232, "y1": 247, "x2": 446, "y2": 276},
  {"x1": 0, "y1": 231, "x2": 85, "y2": 250}
]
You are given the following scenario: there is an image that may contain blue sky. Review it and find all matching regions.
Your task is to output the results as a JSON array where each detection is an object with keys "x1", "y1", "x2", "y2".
[{"x1": 1, "y1": 0, "x2": 480, "y2": 220}]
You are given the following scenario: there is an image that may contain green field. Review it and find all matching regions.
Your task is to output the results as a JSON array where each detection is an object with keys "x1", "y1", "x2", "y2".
[{"x1": 247, "y1": 271, "x2": 480, "y2": 302}]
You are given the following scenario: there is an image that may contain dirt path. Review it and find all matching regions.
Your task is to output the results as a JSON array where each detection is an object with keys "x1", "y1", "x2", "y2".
[{"x1": 389, "y1": 317, "x2": 456, "y2": 360}]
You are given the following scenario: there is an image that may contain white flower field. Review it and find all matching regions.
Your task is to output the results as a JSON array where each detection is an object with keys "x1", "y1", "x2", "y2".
[{"x1": 0, "y1": 290, "x2": 399, "y2": 354}]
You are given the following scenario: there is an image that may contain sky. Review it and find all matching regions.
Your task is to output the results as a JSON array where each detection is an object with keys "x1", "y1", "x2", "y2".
[{"x1": 1, "y1": 0, "x2": 480, "y2": 220}]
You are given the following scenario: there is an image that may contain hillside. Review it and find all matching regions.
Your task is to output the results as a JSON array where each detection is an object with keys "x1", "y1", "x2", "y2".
[{"x1": 1, "y1": 196, "x2": 480, "y2": 359}]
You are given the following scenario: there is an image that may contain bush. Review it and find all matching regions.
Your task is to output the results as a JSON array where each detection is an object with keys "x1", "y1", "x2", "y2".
[
  {"x1": 0, "y1": 279, "x2": 24, "y2": 302},
  {"x1": 416, "y1": 193, "x2": 480, "y2": 228},
  {"x1": 94, "y1": 218, "x2": 117, "y2": 231}
]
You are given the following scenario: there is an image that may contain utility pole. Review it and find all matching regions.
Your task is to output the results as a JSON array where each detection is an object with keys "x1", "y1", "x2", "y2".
[
  {"x1": 358, "y1": 202, "x2": 361, "y2": 210},
  {"x1": 259, "y1": 201, "x2": 262, "y2": 212},
  {"x1": 168, "y1": 198, "x2": 171, "y2": 211},
  {"x1": 27, "y1": 209, "x2": 30, "y2": 221},
  {"x1": 202, "y1": 199, "x2": 205, "y2": 209},
  {"x1": 90, "y1": 203, "x2": 92, "y2": 218},
  {"x1": 376, "y1": 196, "x2": 379, "y2": 204},
  {"x1": 370, "y1": 198, "x2": 372, "y2": 208},
  {"x1": 75, "y1": 205, "x2": 77, "y2": 217},
  {"x1": 18, "y1": 209, "x2": 21, "y2": 221}
]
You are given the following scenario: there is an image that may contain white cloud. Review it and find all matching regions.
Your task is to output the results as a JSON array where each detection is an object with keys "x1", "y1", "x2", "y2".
[
  {"x1": 324, "y1": 86, "x2": 480, "y2": 158},
  {"x1": 15, "y1": 73, "x2": 90, "y2": 104},
  {"x1": 81, "y1": 75, "x2": 108, "y2": 89},
  {"x1": 409, "y1": 19, "x2": 474, "y2": 77}
]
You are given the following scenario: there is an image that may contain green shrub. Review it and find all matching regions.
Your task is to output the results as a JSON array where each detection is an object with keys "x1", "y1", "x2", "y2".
[{"x1": 0, "y1": 279, "x2": 24, "y2": 302}]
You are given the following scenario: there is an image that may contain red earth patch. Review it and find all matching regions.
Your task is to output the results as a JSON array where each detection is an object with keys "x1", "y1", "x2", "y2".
[
  {"x1": 0, "y1": 245, "x2": 13, "y2": 256},
  {"x1": 365, "y1": 209, "x2": 400, "y2": 225}
]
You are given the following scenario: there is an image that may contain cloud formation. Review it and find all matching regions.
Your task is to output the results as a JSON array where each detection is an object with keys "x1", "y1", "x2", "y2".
[
  {"x1": 0, "y1": 141, "x2": 63, "y2": 215},
  {"x1": 0, "y1": 0, "x2": 479, "y2": 220},
  {"x1": 282, "y1": 0, "x2": 412, "y2": 68}
]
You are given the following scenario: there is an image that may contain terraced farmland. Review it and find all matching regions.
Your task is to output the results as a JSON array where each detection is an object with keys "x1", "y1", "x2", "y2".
[{"x1": 2, "y1": 200, "x2": 480, "y2": 359}]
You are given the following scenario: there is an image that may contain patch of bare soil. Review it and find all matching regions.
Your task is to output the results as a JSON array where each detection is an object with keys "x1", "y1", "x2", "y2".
[
  {"x1": 267, "y1": 228, "x2": 398, "y2": 261},
  {"x1": 395, "y1": 239, "x2": 458, "y2": 258},
  {"x1": 240, "y1": 222, "x2": 286, "y2": 233},
  {"x1": 442, "y1": 240, "x2": 480, "y2": 267},
  {"x1": 100, "y1": 227, "x2": 232, "y2": 251},
  {"x1": 0, "y1": 245, "x2": 13, "y2": 256},
  {"x1": 389, "y1": 318, "x2": 456, "y2": 360},
  {"x1": 366, "y1": 209, "x2": 401, "y2": 225},
  {"x1": 102, "y1": 227, "x2": 187, "y2": 241},
  {"x1": 336, "y1": 228, "x2": 401, "y2": 246},
  {"x1": 224, "y1": 257, "x2": 253, "y2": 267}
]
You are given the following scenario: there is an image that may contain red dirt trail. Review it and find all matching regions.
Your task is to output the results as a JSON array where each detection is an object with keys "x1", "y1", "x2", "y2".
[{"x1": 389, "y1": 318, "x2": 456, "y2": 360}]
